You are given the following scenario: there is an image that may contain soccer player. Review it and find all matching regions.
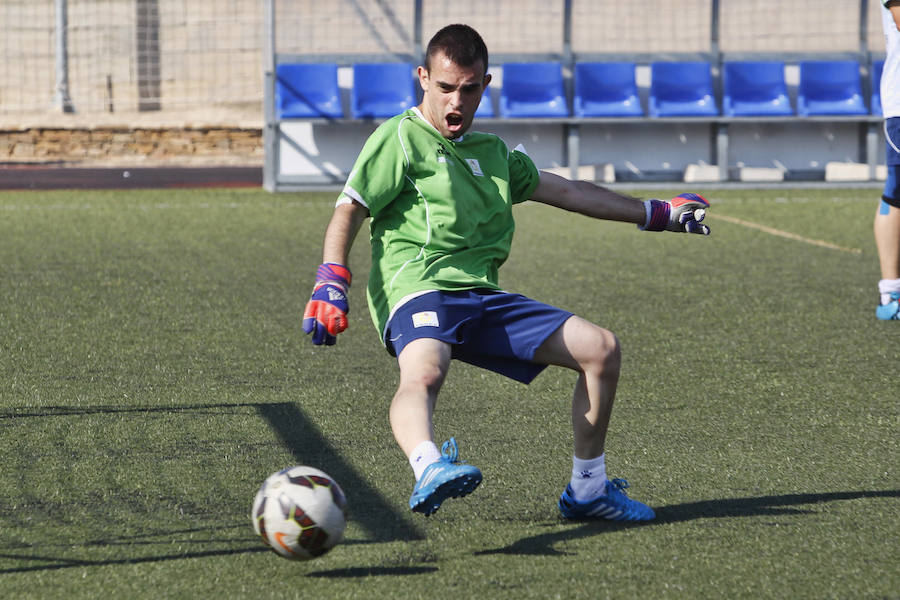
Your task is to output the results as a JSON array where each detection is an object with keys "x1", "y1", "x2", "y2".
[
  {"x1": 876, "y1": 0, "x2": 900, "y2": 320},
  {"x1": 303, "y1": 24, "x2": 710, "y2": 520}
]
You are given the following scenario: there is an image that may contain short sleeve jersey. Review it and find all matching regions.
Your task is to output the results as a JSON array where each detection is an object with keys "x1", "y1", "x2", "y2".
[
  {"x1": 338, "y1": 108, "x2": 540, "y2": 341},
  {"x1": 883, "y1": 1, "x2": 900, "y2": 118}
]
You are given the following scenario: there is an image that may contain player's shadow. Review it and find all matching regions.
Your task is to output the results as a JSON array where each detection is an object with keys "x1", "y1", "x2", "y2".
[
  {"x1": 0, "y1": 546, "x2": 270, "y2": 574},
  {"x1": 1, "y1": 402, "x2": 423, "y2": 576},
  {"x1": 475, "y1": 489, "x2": 900, "y2": 557},
  {"x1": 3, "y1": 403, "x2": 424, "y2": 544},
  {"x1": 0, "y1": 403, "x2": 247, "y2": 419},
  {"x1": 255, "y1": 402, "x2": 425, "y2": 543}
]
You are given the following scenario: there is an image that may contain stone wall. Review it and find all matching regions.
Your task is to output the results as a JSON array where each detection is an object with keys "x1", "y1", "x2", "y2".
[{"x1": 0, "y1": 126, "x2": 263, "y2": 167}]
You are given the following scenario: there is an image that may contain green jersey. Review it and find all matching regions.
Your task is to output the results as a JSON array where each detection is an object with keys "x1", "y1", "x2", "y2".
[{"x1": 338, "y1": 108, "x2": 540, "y2": 341}]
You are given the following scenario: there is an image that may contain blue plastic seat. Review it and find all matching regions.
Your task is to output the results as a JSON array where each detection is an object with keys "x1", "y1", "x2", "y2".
[
  {"x1": 797, "y1": 61, "x2": 867, "y2": 116},
  {"x1": 500, "y1": 62, "x2": 569, "y2": 118},
  {"x1": 275, "y1": 63, "x2": 343, "y2": 119},
  {"x1": 351, "y1": 63, "x2": 416, "y2": 119},
  {"x1": 574, "y1": 62, "x2": 643, "y2": 117},
  {"x1": 871, "y1": 59, "x2": 884, "y2": 116},
  {"x1": 723, "y1": 61, "x2": 792, "y2": 116},
  {"x1": 649, "y1": 62, "x2": 718, "y2": 117},
  {"x1": 475, "y1": 87, "x2": 494, "y2": 118}
]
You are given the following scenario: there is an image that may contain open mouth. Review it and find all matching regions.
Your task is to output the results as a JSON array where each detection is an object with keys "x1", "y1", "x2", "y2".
[{"x1": 446, "y1": 113, "x2": 463, "y2": 131}]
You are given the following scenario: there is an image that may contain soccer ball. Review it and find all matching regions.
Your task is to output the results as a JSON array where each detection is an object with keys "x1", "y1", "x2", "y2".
[{"x1": 251, "y1": 466, "x2": 348, "y2": 561}]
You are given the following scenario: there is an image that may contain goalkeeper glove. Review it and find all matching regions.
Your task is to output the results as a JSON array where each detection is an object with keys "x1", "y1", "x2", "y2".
[
  {"x1": 640, "y1": 193, "x2": 710, "y2": 235},
  {"x1": 302, "y1": 263, "x2": 351, "y2": 346}
]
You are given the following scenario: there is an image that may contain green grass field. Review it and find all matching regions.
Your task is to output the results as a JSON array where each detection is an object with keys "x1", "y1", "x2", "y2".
[{"x1": 1, "y1": 187, "x2": 897, "y2": 599}]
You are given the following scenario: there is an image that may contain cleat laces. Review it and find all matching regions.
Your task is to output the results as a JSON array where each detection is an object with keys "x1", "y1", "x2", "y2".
[{"x1": 441, "y1": 438, "x2": 460, "y2": 462}]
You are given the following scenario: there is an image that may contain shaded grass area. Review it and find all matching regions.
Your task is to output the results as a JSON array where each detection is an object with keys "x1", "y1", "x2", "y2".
[{"x1": 0, "y1": 188, "x2": 896, "y2": 598}]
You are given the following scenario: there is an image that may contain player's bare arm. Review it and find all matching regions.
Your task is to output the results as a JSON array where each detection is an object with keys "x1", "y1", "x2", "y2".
[
  {"x1": 530, "y1": 170, "x2": 646, "y2": 224},
  {"x1": 322, "y1": 200, "x2": 369, "y2": 265},
  {"x1": 302, "y1": 200, "x2": 369, "y2": 345},
  {"x1": 530, "y1": 170, "x2": 711, "y2": 235}
]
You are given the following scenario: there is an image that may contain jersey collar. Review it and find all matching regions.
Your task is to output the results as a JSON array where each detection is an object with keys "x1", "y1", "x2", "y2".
[{"x1": 411, "y1": 107, "x2": 465, "y2": 143}]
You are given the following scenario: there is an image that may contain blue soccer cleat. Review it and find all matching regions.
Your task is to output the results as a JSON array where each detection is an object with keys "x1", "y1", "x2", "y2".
[
  {"x1": 558, "y1": 478, "x2": 656, "y2": 521},
  {"x1": 409, "y1": 438, "x2": 482, "y2": 516},
  {"x1": 876, "y1": 292, "x2": 900, "y2": 320}
]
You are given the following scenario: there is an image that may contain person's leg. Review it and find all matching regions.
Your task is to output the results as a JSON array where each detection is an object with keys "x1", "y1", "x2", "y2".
[
  {"x1": 533, "y1": 315, "x2": 654, "y2": 521},
  {"x1": 391, "y1": 336, "x2": 482, "y2": 516},
  {"x1": 875, "y1": 198, "x2": 900, "y2": 320},
  {"x1": 875, "y1": 201, "x2": 900, "y2": 281},
  {"x1": 876, "y1": 122, "x2": 900, "y2": 319},
  {"x1": 390, "y1": 337, "x2": 452, "y2": 459},
  {"x1": 532, "y1": 315, "x2": 620, "y2": 459}
]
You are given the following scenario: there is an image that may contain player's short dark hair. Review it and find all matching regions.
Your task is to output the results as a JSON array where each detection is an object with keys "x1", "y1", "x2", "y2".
[{"x1": 424, "y1": 24, "x2": 488, "y2": 76}]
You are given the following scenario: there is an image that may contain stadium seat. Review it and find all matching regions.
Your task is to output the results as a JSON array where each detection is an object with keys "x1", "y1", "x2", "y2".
[
  {"x1": 275, "y1": 63, "x2": 343, "y2": 119},
  {"x1": 574, "y1": 62, "x2": 643, "y2": 117},
  {"x1": 871, "y1": 59, "x2": 884, "y2": 116},
  {"x1": 475, "y1": 86, "x2": 494, "y2": 118},
  {"x1": 351, "y1": 63, "x2": 417, "y2": 119},
  {"x1": 649, "y1": 62, "x2": 719, "y2": 117},
  {"x1": 500, "y1": 62, "x2": 569, "y2": 118},
  {"x1": 723, "y1": 61, "x2": 793, "y2": 116},
  {"x1": 797, "y1": 60, "x2": 867, "y2": 116}
]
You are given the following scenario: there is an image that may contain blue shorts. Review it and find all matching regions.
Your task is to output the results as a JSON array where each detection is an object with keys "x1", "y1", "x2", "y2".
[
  {"x1": 883, "y1": 118, "x2": 900, "y2": 209},
  {"x1": 384, "y1": 289, "x2": 573, "y2": 384}
]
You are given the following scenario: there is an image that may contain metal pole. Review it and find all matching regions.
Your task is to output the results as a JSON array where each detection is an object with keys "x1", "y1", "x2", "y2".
[
  {"x1": 860, "y1": 0, "x2": 875, "y2": 179},
  {"x1": 562, "y1": 0, "x2": 572, "y2": 65},
  {"x1": 710, "y1": 0, "x2": 720, "y2": 63},
  {"x1": 263, "y1": 0, "x2": 278, "y2": 191},
  {"x1": 54, "y1": 0, "x2": 74, "y2": 113},
  {"x1": 711, "y1": 0, "x2": 728, "y2": 181},
  {"x1": 413, "y1": 0, "x2": 423, "y2": 62},
  {"x1": 860, "y1": 0, "x2": 869, "y2": 59},
  {"x1": 563, "y1": 0, "x2": 579, "y2": 179},
  {"x1": 716, "y1": 123, "x2": 730, "y2": 183}
]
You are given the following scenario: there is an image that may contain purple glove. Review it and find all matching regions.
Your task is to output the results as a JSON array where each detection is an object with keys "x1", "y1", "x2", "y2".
[
  {"x1": 640, "y1": 193, "x2": 710, "y2": 235},
  {"x1": 302, "y1": 263, "x2": 351, "y2": 346}
]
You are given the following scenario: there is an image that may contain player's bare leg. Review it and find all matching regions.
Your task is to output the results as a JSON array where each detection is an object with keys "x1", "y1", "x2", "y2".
[
  {"x1": 874, "y1": 201, "x2": 900, "y2": 320},
  {"x1": 534, "y1": 315, "x2": 655, "y2": 521},
  {"x1": 392, "y1": 338, "x2": 481, "y2": 515},
  {"x1": 875, "y1": 203, "x2": 900, "y2": 279},
  {"x1": 391, "y1": 337, "x2": 451, "y2": 457},
  {"x1": 532, "y1": 316, "x2": 620, "y2": 458}
]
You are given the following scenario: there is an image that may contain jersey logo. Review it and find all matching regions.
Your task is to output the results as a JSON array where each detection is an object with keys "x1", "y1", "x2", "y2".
[
  {"x1": 437, "y1": 143, "x2": 448, "y2": 164},
  {"x1": 465, "y1": 158, "x2": 484, "y2": 176}
]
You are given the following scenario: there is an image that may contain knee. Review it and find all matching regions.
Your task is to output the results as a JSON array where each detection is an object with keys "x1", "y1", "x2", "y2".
[
  {"x1": 398, "y1": 363, "x2": 448, "y2": 395},
  {"x1": 583, "y1": 328, "x2": 621, "y2": 377}
]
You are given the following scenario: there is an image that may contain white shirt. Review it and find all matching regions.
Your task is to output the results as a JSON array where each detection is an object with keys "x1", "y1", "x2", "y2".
[{"x1": 882, "y1": 2, "x2": 900, "y2": 118}]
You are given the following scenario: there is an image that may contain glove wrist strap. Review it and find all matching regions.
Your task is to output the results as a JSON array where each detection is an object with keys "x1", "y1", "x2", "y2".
[
  {"x1": 315, "y1": 262, "x2": 351, "y2": 288},
  {"x1": 639, "y1": 199, "x2": 670, "y2": 232}
]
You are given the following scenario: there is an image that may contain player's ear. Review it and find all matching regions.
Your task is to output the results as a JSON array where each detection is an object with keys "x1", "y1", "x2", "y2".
[
  {"x1": 482, "y1": 73, "x2": 492, "y2": 89},
  {"x1": 417, "y1": 65, "x2": 430, "y2": 92}
]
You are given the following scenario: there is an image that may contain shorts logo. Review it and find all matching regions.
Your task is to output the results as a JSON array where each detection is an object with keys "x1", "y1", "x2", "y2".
[
  {"x1": 412, "y1": 311, "x2": 439, "y2": 328},
  {"x1": 465, "y1": 158, "x2": 484, "y2": 176}
]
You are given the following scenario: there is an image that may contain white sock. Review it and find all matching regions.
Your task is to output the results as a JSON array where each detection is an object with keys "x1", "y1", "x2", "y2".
[
  {"x1": 569, "y1": 453, "x2": 608, "y2": 501},
  {"x1": 879, "y1": 278, "x2": 900, "y2": 305},
  {"x1": 409, "y1": 440, "x2": 441, "y2": 481}
]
